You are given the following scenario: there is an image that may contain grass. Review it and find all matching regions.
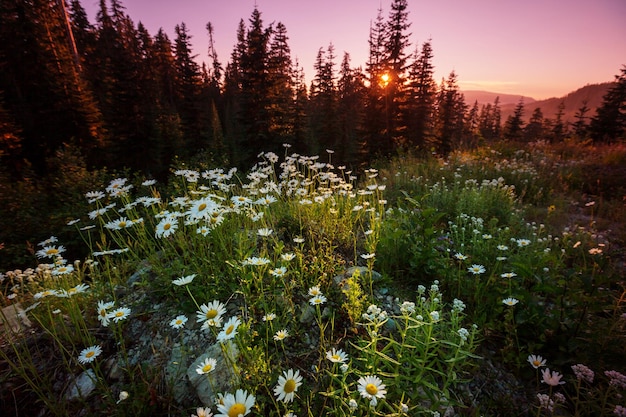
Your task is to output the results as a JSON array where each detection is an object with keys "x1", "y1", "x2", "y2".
[{"x1": 1, "y1": 141, "x2": 625, "y2": 416}]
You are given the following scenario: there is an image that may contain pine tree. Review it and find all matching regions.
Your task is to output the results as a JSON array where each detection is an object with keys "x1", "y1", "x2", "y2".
[
  {"x1": 524, "y1": 107, "x2": 544, "y2": 141},
  {"x1": 572, "y1": 100, "x2": 590, "y2": 140},
  {"x1": 503, "y1": 98, "x2": 525, "y2": 141},
  {"x1": 589, "y1": 66, "x2": 626, "y2": 143},
  {"x1": 337, "y1": 53, "x2": 367, "y2": 165},
  {"x1": 309, "y1": 44, "x2": 339, "y2": 154},
  {"x1": 405, "y1": 40, "x2": 436, "y2": 150},
  {"x1": 434, "y1": 71, "x2": 466, "y2": 155},
  {"x1": 551, "y1": 100, "x2": 566, "y2": 142}
]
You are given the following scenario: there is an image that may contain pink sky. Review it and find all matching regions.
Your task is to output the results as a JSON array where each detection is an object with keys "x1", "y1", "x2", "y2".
[{"x1": 83, "y1": 0, "x2": 626, "y2": 99}]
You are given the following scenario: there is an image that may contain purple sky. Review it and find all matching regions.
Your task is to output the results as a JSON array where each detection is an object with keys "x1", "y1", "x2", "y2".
[{"x1": 82, "y1": 0, "x2": 626, "y2": 99}]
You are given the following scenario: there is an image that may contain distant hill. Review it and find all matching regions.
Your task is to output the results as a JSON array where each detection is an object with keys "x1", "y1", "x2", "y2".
[
  {"x1": 462, "y1": 90, "x2": 536, "y2": 106},
  {"x1": 498, "y1": 83, "x2": 614, "y2": 125}
]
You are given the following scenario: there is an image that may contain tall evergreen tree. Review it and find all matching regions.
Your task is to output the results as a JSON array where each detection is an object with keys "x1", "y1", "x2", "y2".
[
  {"x1": 572, "y1": 100, "x2": 590, "y2": 140},
  {"x1": 551, "y1": 100, "x2": 566, "y2": 142},
  {"x1": 503, "y1": 98, "x2": 525, "y2": 141},
  {"x1": 337, "y1": 53, "x2": 367, "y2": 165},
  {"x1": 405, "y1": 40, "x2": 436, "y2": 150},
  {"x1": 309, "y1": 44, "x2": 339, "y2": 154},
  {"x1": 434, "y1": 71, "x2": 466, "y2": 155},
  {"x1": 525, "y1": 107, "x2": 544, "y2": 141},
  {"x1": 589, "y1": 66, "x2": 626, "y2": 143}
]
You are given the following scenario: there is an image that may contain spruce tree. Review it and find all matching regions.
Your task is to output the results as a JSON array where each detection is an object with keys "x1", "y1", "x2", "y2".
[
  {"x1": 589, "y1": 66, "x2": 626, "y2": 143},
  {"x1": 503, "y1": 98, "x2": 525, "y2": 141},
  {"x1": 405, "y1": 40, "x2": 436, "y2": 150}
]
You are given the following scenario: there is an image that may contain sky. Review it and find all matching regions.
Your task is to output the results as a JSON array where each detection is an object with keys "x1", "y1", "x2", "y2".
[{"x1": 82, "y1": 0, "x2": 626, "y2": 100}]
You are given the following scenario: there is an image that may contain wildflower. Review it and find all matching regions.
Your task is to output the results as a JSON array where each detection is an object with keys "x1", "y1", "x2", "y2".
[
  {"x1": 273, "y1": 369, "x2": 303, "y2": 403},
  {"x1": 196, "y1": 301, "x2": 226, "y2": 324},
  {"x1": 35, "y1": 245, "x2": 66, "y2": 259},
  {"x1": 66, "y1": 283, "x2": 89, "y2": 296},
  {"x1": 468, "y1": 264, "x2": 486, "y2": 274},
  {"x1": 191, "y1": 407, "x2": 212, "y2": 417},
  {"x1": 241, "y1": 256, "x2": 271, "y2": 266},
  {"x1": 615, "y1": 405, "x2": 626, "y2": 417},
  {"x1": 117, "y1": 391, "x2": 129, "y2": 404},
  {"x1": 77, "y1": 345, "x2": 102, "y2": 364},
  {"x1": 348, "y1": 399, "x2": 358, "y2": 410},
  {"x1": 155, "y1": 216, "x2": 178, "y2": 238},
  {"x1": 309, "y1": 295, "x2": 327, "y2": 306},
  {"x1": 108, "y1": 307, "x2": 131, "y2": 323},
  {"x1": 452, "y1": 298, "x2": 466, "y2": 312},
  {"x1": 571, "y1": 364, "x2": 594, "y2": 383},
  {"x1": 358, "y1": 375, "x2": 387, "y2": 407},
  {"x1": 516, "y1": 238, "x2": 531, "y2": 247},
  {"x1": 173, "y1": 274, "x2": 196, "y2": 286},
  {"x1": 52, "y1": 265, "x2": 75, "y2": 276},
  {"x1": 541, "y1": 368, "x2": 565, "y2": 386},
  {"x1": 429, "y1": 311, "x2": 440, "y2": 321},
  {"x1": 270, "y1": 267, "x2": 287, "y2": 277},
  {"x1": 170, "y1": 315, "x2": 188, "y2": 329},
  {"x1": 497, "y1": 245, "x2": 509, "y2": 251},
  {"x1": 216, "y1": 316, "x2": 241, "y2": 343},
  {"x1": 104, "y1": 217, "x2": 132, "y2": 230},
  {"x1": 589, "y1": 247, "x2": 603, "y2": 255},
  {"x1": 67, "y1": 219, "x2": 80, "y2": 226},
  {"x1": 293, "y1": 236, "x2": 305, "y2": 244},
  {"x1": 400, "y1": 301, "x2": 415, "y2": 315},
  {"x1": 605, "y1": 370, "x2": 626, "y2": 389},
  {"x1": 281, "y1": 253, "x2": 296, "y2": 261},
  {"x1": 196, "y1": 357, "x2": 217, "y2": 375},
  {"x1": 273, "y1": 329, "x2": 289, "y2": 341},
  {"x1": 454, "y1": 253, "x2": 468, "y2": 260},
  {"x1": 360, "y1": 253, "x2": 375, "y2": 260},
  {"x1": 458, "y1": 328, "x2": 469, "y2": 342},
  {"x1": 537, "y1": 393, "x2": 554, "y2": 412},
  {"x1": 216, "y1": 389, "x2": 255, "y2": 417},
  {"x1": 482, "y1": 234, "x2": 493, "y2": 239},
  {"x1": 257, "y1": 228, "x2": 273, "y2": 237},
  {"x1": 501, "y1": 272, "x2": 517, "y2": 279},
  {"x1": 496, "y1": 256, "x2": 507, "y2": 261},
  {"x1": 308, "y1": 286, "x2": 322, "y2": 297},
  {"x1": 528, "y1": 354, "x2": 546, "y2": 369},
  {"x1": 97, "y1": 300, "x2": 114, "y2": 326},
  {"x1": 262, "y1": 313, "x2": 276, "y2": 322},
  {"x1": 326, "y1": 348, "x2": 349, "y2": 364},
  {"x1": 85, "y1": 190, "x2": 106, "y2": 203},
  {"x1": 34, "y1": 289, "x2": 58, "y2": 299},
  {"x1": 502, "y1": 297, "x2": 519, "y2": 306}
]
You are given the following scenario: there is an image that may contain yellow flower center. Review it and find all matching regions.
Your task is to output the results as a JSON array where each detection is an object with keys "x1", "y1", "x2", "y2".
[
  {"x1": 365, "y1": 383, "x2": 378, "y2": 395},
  {"x1": 205, "y1": 309, "x2": 218, "y2": 319},
  {"x1": 85, "y1": 351, "x2": 95, "y2": 358},
  {"x1": 533, "y1": 360, "x2": 540, "y2": 366},
  {"x1": 284, "y1": 379, "x2": 296, "y2": 393},
  {"x1": 202, "y1": 363, "x2": 213, "y2": 373},
  {"x1": 116, "y1": 311, "x2": 124, "y2": 317},
  {"x1": 332, "y1": 355, "x2": 341, "y2": 361},
  {"x1": 228, "y1": 403, "x2": 246, "y2": 417},
  {"x1": 46, "y1": 249, "x2": 59, "y2": 255},
  {"x1": 225, "y1": 324, "x2": 235, "y2": 335},
  {"x1": 198, "y1": 203, "x2": 207, "y2": 211},
  {"x1": 99, "y1": 310, "x2": 106, "y2": 317},
  {"x1": 119, "y1": 221, "x2": 127, "y2": 227},
  {"x1": 163, "y1": 223, "x2": 171, "y2": 230}
]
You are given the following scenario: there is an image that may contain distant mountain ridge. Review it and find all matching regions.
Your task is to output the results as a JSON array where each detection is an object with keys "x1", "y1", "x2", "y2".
[{"x1": 462, "y1": 83, "x2": 614, "y2": 125}]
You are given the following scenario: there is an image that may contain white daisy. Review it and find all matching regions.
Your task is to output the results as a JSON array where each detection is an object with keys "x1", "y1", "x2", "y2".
[
  {"x1": 273, "y1": 369, "x2": 303, "y2": 403},
  {"x1": 77, "y1": 345, "x2": 102, "y2": 364}
]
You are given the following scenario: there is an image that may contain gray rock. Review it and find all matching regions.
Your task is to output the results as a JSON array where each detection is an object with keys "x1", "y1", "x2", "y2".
[
  {"x1": 65, "y1": 369, "x2": 97, "y2": 400},
  {"x1": 186, "y1": 341, "x2": 240, "y2": 406}
]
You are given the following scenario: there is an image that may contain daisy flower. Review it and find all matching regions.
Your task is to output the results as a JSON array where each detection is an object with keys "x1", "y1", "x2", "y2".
[
  {"x1": 528, "y1": 354, "x2": 546, "y2": 369},
  {"x1": 501, "y1": 272, "x2": 517, "y2": 279},
  {"x1": 34, "y1": 289, "x2": 58, "y2": 299},
  {"x1": 216, "y1": 316, "x2": 241, "y2": 343},
  {"x1": 170, "y1": 315, "x2": 188, "y2": 329},
  {"x1": 454, "y1": 253, "x2": 468, "y2": 260},
  {"x1": 273, "y1": 369, "x2": 303, "y2": 403},
  {"x1": 108, "y1": 307, "x2": 131, "y2": 322},
  {"x1": 196, "y1": 357, "x2": 217, "y2": 375},
  {"x1": 155, "y1": 215, "x2": 178, "y2": 238},
  {"x1": 77, "y1": 345, "x2": 102, "y2": 364},
  {"x1": 273, "y1": 329, "x2": 289, "y2": 341},
  {"x1": 216, "y1": 389, "x2": 255, "y2": 417},
  {"x1": 196, "y1": 301, "x2": 226, "y2": 324},
  {"x1": 172, "y1": 274, "x2": 196, "y2": 286},
  {"x1": 309, "y1": 295, "x2": 327, "y2": 306},
  {"x1": 357, "y1": 374, "x2": 387, "y2": 407},
  {"x1": 502, "y1": 297, "x2": 519, "y2": 306},
  {"x1": 66, "y1": 283, "x2": 89, "y2": 296},
  {"x1": 280, "y1": 253, "x2": 296, "y2": 261},
  {"x1": 257, "y1": 228, "x2": 273, "y2": 237},
  {"x1": 85, "y1": 190, "x2": 106, "y2": 203},
  {"x1": 262, "y1": 313, "x2": 276, "y2": 322},
  {"x1": 308, "y1": 286, "x2": 322, "y2": 297},
  {"x1": 97, "y1": 300, "x2": 114, "y2": 326},
  {"x1": 52, "y1": 265, "x2": 75, "y2": 276},
  {"x1": 468, "y1": 264, "x2": 486, "y2": 274},
  {"x1": 516, "y1": 238, "x2": 531, "y2": 247},
  {"x1": 35, "y1": 245, "x2": 66, "y2": 259},
  {"x1": 270, "y1": 267, "x2": 287, "y2": 277},
  {"x1": 497, "y1": 245, "x2": 509, "y2": 251},
  {"x1": 326, "y1": 348, "x2": 348, "y2": 364}
]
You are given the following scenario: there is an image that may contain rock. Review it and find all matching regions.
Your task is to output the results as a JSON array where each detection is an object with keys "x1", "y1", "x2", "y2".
[
  {"x1": 65, "y1": 369, "x2": 97, "y2": 400},
  {"x1": 186, "y1": 341, "x2": 240, "y2": 406},
  {"x1": 0, "y1": 303, "x2": 32, "y2": 336}
]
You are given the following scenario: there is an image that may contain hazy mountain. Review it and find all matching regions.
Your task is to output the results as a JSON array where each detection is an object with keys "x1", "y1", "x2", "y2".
[
  {"x1": 498, "y1": 83, "x2": 613, "y2": 124},
  {"x1": 462, "y1": 90, "x2": 536, "y2": 106}
]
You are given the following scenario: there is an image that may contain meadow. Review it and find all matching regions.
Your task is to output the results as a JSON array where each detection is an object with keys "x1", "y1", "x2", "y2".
[{"x1": 1, "y1": 140, "x2": 625, "y2": 416}]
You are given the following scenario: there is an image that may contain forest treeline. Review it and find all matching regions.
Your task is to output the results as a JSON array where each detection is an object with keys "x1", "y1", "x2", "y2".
[{"x1": 1, "y1": 0, "x2": 625, "y2": 180}]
